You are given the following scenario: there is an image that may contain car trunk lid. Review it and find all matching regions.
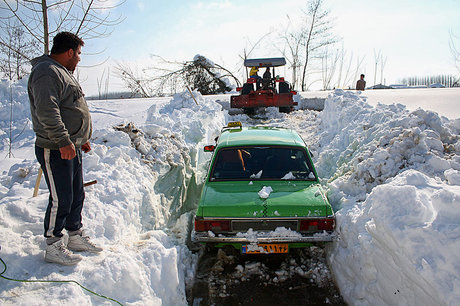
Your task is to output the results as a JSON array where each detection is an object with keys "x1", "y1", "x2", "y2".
[{"x1": 198, "y1": 181, "x2": 329, "y2": 218}]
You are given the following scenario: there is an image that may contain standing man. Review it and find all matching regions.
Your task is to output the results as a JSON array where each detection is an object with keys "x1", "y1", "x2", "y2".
[
  {"x1": 356, "y1": 74, "x2": 366, "y2": 91},
  {"x1": 28, "y1": 32, "x2": 102, "y2": 265}
]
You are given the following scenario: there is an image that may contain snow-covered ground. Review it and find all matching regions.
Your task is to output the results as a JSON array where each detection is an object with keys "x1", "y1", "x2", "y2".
[
  {"x1": 0, "y1": 78, "x2": 459, "y2": 305},
  {"x1": 299, "y1": 87, "x2": 460, "y2": 120}
]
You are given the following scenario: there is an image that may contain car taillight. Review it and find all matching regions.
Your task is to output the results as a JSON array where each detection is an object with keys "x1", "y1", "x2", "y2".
[
  {"x1": 299, "y1": 218, "x2": 334, "y2": 232},
  {"x1": 195, "y1": 219, "x2": 231, "y2": 232},
  {"x1": 203, "y1": 145, "x2": 215, "y2": 152}
]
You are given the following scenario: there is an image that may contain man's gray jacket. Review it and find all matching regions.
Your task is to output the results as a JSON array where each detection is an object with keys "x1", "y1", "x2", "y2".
[{"x1": 28, "y1": 55, "x2": 92, "y2": 150}]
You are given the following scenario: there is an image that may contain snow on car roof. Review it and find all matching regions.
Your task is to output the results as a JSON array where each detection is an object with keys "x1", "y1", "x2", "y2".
[{"x1": 217, "y1": 126, "x2": 305, "y2": 148}]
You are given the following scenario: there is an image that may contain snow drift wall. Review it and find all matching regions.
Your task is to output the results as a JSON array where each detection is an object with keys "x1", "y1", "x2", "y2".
[{"x1": 316, "y1": 90, "x2": 460, "y2": 306}]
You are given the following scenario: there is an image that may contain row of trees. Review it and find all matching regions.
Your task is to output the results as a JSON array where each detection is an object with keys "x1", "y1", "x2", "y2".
[
  {"x1": 398, "y1": 75, "x2": 459, "y2": 88},
  {"x1": 396, "y1": 31, "x2": 460, "y2": 88}
]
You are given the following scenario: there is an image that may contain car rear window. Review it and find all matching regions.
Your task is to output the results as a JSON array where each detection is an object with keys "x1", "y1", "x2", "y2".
[{"x1": 210, "y1": 146, "x2": 316, "y2": 181}]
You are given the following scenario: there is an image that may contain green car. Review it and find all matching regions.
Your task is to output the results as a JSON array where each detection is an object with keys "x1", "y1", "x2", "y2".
[{"x1": 193, "y1": 122, "x2": 335, "y2": 254}]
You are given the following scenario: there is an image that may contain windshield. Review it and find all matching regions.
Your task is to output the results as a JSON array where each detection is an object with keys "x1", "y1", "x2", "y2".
[{"x1": 210, "y1": 146, "x2": 316, "y2": 181}]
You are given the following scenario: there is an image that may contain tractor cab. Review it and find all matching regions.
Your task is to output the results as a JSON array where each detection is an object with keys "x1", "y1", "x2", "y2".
[
  {"x1": 231, "y1": 57, "x2": 297, "y2": 114},
  {"x1": 244, "y1": 58, "x2": 288, "y2": 92}
]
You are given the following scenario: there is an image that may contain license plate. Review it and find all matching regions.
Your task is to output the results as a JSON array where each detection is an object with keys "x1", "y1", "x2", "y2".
[{"x1": 242, "y1": 243, "x2": 288, "y2": 254}]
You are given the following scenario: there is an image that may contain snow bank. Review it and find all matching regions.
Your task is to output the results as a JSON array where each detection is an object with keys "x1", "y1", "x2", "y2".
[
  {"x1": 0, "y1": 78, "x2": 30, "y2": 123},
  {"x1": 0, "y1": 82, "x2": 224, "y2": 305},
  {"x1": 0, "y1": 79, "x2": 34, "y2": 151},
  {"x1": 315, "y1": 90, "x2": 460, "y2": 305},
  {"x1": 331, "y1": 170, "x2": 460, "y2": 305}
]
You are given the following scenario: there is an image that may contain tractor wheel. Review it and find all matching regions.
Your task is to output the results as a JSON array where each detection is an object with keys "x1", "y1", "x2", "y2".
[
  {"x1": 243, "y1": 107, "x2": 256, "y2": 115},
  {"x1": 241, "y1": 83, "x2": 254, "y2": 95},
  {"x1": 279, "y1": 106, "x2": 292, "y2": 113}
]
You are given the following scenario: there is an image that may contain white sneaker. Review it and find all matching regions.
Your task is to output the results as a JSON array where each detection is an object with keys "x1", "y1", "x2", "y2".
[
  {"x1": 67, "y1": 231, "x2": 103, "y2": 253},
  {"x1": 45, "y1": 239, "x2": 82, "y2": 265}
]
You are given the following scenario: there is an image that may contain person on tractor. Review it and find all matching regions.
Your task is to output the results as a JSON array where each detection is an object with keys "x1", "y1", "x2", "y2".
[
  {"x1": 262, "y1": 67, "x2": 272, "y2": 90},
  {"x1": 249, "y1": 66, "x2": 261, "y2": 90},
  {"x1": 249, "y1": 66, "x2": 259, "y2": 78}
]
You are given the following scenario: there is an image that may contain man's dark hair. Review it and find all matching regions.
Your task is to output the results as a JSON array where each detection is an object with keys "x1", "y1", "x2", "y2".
[
  {"x1": 360, "y1": 74, "x2": 365, "y2": 78},
  {"x1": 50, "y1": 32, "x2": 84, "y2": 55}
]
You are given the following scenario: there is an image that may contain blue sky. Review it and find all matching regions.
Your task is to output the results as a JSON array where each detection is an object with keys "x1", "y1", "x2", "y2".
[{"x1": 80, "y1": 0, "x2": 460, "y2": 95}]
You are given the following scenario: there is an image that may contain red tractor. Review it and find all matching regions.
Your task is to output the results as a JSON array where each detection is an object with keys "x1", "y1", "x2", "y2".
[{"x1": 231, "y1": 57, "x2": 297, "y2": 114}]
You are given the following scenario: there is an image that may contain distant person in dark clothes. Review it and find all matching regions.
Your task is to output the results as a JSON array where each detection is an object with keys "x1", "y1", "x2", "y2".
[
  {"x1": 262, "y1": 67, "x2": 271, "y2": 90},
  {"x1": 28, "y1": 32, "x2": 102, "y2": 266},
  {"x1": 356, "y1": 74, "x2": 366, "y2": 91}
]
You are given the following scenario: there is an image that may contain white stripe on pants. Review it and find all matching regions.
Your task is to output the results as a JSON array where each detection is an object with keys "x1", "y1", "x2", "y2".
[{"x1": 44, "y1": 148, "x2": 59, "y2": 237}]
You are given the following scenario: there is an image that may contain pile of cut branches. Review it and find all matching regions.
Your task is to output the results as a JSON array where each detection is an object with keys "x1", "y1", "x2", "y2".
[{"x1": 116, "y1": 55, "x2": 240, "y2": 97}]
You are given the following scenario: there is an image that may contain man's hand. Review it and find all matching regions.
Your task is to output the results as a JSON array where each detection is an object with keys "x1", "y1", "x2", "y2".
[
  {"x1": 82, "y1": 141, "x2": 91, "y2": 153},
  {"x1": 60, "y1": 143, "x2": 76, "y2": 160}
]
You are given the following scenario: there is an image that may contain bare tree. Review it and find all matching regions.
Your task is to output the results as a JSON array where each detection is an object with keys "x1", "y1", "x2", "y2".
[
  {"x1": 299, "y1": 0, "x2": 338, "y2": 91},
  {"x1": 279, "y1": 15, "x2": 303, "y2": 89},
  {"x1": 0, "y1": 21, "x2": 39, "y2": 80},
  {"x1": 238, "y1": 31, "x2": 273, "y2": 80},
  {"x1": 320, "y1": 46, "x2": 340, "y2": 90},
  {"x1": 449, "y1": 30, "x2": 460, "y2": 75},
  {"x1": 373, "y1": 49, "x2": 381, "y2": 86},
  {"x1": 96, "y1": 66, "x2": 110, "y2": 100},
  {"x1": 372, "y1": 50, "x2": 387, "y2": 86},
  {"x1": 380, "y1": 55, "x2": 387, "y2": 85},
  {"x1": 351, "y1": 56, "x2": 365, "y2": 88},
  {"x1": 333, "y1": 43, "x2": 366, "y2": 90},
  {"x1": 116, "y1": 55, "x2": 241, "y2": 97},
  {"x1": 115, "y1": 62, "x2": 153, "y2": 98},
  {"x1": 335, "y1": 44, "x2": 346, "y2": 89},
  {"x1": 0, "y1": 0, "x2": 125, "y2": 56}
]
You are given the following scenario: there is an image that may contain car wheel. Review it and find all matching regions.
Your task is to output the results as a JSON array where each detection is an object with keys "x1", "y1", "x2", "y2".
[
  {"x1": 222, "y1": 245, "x2": 239, "y2": 257},
  {"x1": 205, "y1": 243, "x2": 217, "y2": 253}
]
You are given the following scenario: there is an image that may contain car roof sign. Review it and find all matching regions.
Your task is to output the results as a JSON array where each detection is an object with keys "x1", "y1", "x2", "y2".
[{"x1": 227, "y1": 121, "x2": 242, "y2": 128}]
